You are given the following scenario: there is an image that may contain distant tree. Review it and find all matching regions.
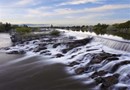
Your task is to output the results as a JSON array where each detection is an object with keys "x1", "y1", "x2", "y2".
[
  {"x1": 51, "y1": 24, "x2": 53, "y2": 28},
  {"x1": 0, "y1": 22, "x2": 12, "y2": 32},
  {"x1": 93, "y1": 23, "x2": 108, "y2": 35},
  {"x1": 5, "y1": 22, "x2": 12, "y2": 32},
  {"x1": 22, "y1": 24, "x2": 28, "y2": 27}
]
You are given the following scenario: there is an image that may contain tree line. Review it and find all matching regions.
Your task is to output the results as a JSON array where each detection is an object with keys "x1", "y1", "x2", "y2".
[
  {"x1": 0, "y1": 22, "x2": 12, "y2": 32},
  {"x1": 0, "y1": 20, "x2": 130, "y2": 39}
]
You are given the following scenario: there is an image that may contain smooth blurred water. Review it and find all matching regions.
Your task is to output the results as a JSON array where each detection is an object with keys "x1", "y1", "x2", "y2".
[{"x1": 0, "y1": 33, "x2": 11, "y2": 48}]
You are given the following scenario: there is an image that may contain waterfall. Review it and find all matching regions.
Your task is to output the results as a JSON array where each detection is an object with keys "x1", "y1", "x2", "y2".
[{"x1": 92, "y1": 36, "x2": 130, "y2": 52}]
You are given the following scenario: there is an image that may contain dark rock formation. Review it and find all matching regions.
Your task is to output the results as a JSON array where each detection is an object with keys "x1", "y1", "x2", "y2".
[
  {"x1": 55, "y1": 53, "x2": 64, "y2": 58},
  {"x1": 6, "y1": 50, "x2": 26, "y2": 54},
  {"x1": 90, "y1": 52, "x2": 120, "y2": 64},
  {"x1": 33, "y1": 46, "x2": 47, "y2": 52},
  {"x1": 94, "y1": 74, "x2": 119, "y2": 89},
  {"x1": 101, "y1": 74, "x2": 119, "y2": 88},
  {"x1": 111, "y1": 61, "x2": 130, "y2": 73},
  {"x1": 75, "y1": 67, "x2": 85, "y2": 74},
  {"x1": 91, "y1": 70, "x2": 108, "y2": 78},
  {"x1": 68, "y1": 61, "x2": 80, "y2": 67},
  {"x1": 53, "y1": 43, "x2": 61, "y2": 48},
  {"x1": 62, "y1": 37, "x2": 92, "y2": 53},
  {"x1": 44, "y1": 53, "x2": 52, "y2": 55},
  {"x1": 40, "y1": 50, "x2": 50, "y2": 54},
  {"x1": 68, "y1": 55, "x2": 76, "y2": 59}
]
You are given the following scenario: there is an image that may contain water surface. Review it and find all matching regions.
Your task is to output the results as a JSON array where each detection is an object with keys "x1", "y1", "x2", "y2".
[{"x1": 0, "y1": 33, "x2": 11, "y2": 48}]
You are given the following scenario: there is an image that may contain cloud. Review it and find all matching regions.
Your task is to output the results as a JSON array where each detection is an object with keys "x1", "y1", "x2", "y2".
[
  {"x1": 55, "y1": 4, "x2": 130, "y2": 14},
  {"x1": 16, "y1": 0, "x2": 35, "y2": 6},
  {"x1": 0, "y1": 0, "x2": 41, "y2": 8},
  {"x1": 1, "y1": 0, "x2": 130, "y2": 25},
  {"x1": 58, "y1": 0, "x2": 105, "y2": 6},
  {"x1": 24, "y1": 4, "x2": 130, "y2": 18},
  {"x1": 86, "y1": 4, "x2": 130, "y2": 12}
]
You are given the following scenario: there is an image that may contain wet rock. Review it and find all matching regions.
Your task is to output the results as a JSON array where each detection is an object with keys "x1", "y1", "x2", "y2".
[
  {"x1": 62, "y1": 37, "x2": 92, "y2": 53},
  {"x1": 33, "y1": 46, "x2": 47, "y2": 52},
  {"x1": 106, "y1": 57, "x2": 119, "y2": 61},
  {"x1": 40, "y1": 50, "x2": 50, "y2": 54},
  {"x1": 6, "y1": 50, "x2": 26, "y2": 54},
  {"x1": 33, "y1": 41, "x2": 38, "y2": 44},
  {"x1": 75, "y1": 67, "x2": 85, "y2": 74},
  {"x1": 55, "y1": 53, "x2": 64, "y2": 58},
  {"x1": 95, "y1": 77, "x2": 103, "y2": 84},
  {"x1": 19, "y1": 50, "x2": 26, "y2": 54},
  {"x1": 90, "y1": 52, "x2": 119, "y2": 64},
  {"x1": 44, "y1": 53, "x2": 51, "y2": 55},
  {"x1": 38, "y1": 43, "x2": 47, "y2": 47},
  {"x1": 25, "y1": 41, "x2": 29, "y2": 44},
  {"x1": 91, "y1": 70, "x2": 108, "y2": 78},
  {"x1": 70, "y1": 48, "x2": 81, "y2": 54},
  {"x1": 73, "y1": 37, "x2": 92, "y2": 46},
  {"x1": 68, "y1": 61, "x2": 80, "y2": 67},
  {"x1": 69, "y1": 55, "x2": 76, "y2": 59},
  {"x1": 111, "y1": 61, "x2": 130, "y2": 73},
  {"x1": 94, "y1": 74, "x2": 119, "y2": 88},
  {"x1": 3, "y1": 47, "x2": 10, "y2": 50},
  {"x1": 53, "y1": 43, "x2": 61, "y2": 48},
  {"x1": 61, "y1": 48, "x2": 70, "y2": 54},
  {"x1": 101, "y1": 74, "x2": 119, "y2": 88},
  {"x1": 28, "y1": 48, "x2": 33, "y2": 51},
  {"x1": 86, "y1": 49, "x2": 99, "y2": 51}
]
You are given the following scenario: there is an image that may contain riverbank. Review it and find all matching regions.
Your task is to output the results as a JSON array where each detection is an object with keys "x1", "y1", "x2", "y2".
[{"x1": 1, "y1": 30, "x2": 130, "y2": 90}]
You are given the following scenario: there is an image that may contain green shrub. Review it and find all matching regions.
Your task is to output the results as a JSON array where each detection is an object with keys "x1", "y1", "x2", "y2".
[
  {"x1": 50, "y1": 30, "x2": 60, "y2": 36},
  {"x1": 16, "y1": 27, "x2": 32, "y2": 35}
]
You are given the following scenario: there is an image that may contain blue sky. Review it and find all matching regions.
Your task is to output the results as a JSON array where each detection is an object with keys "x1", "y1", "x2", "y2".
[{"x1": 0, "y1": 0, "x2": 130, "y2": 25}]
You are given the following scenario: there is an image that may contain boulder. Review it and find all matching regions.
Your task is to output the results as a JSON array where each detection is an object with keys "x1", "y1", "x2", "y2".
[
  {"x1": 75, "y1": 67, "x2": 85, "y2": 74},
  {"x1": 68, "y1": 61, "x2": 80, "y2": 67},
  {"x1": 69, "y1": 55, "x2": 76, "y2": 59},
  {"x1": 95, "y1": 77, "x2": 103, "y2": 84},
  {"x1": 6, "y1": 50, "x2": 26, "y2": 54},
  {"x1": 62, "y1": 37, "x2": 92, "y2": 54},
  {"x1": 44, "y1": 53, "x2": 52, "y2": 55},
  {"x1": 86, "y1": 49, "x2": 98, "y2": 52},
  {"x1": 111, "y1": 61, "x2": 130, "y2": 73},
  {"x1": 90, "y1": 52, "x2": 119, "y2": 64},
  {"x1": 55, "y1": 53, "x2": 64, "y2": 58},
  {"x1": 33, "y1": 46, "x2": 47, "y2": 52},
  {"x1": 91, "y1": 70, "x2": 108, "y2": 78},
  {"x1": 3, "y1": 47, "x2": 10, "y2": 50},
  {"x1": 106, "y1": 57, "x2": 119, "y2": 61},
  {"x1": 53, "y1": 43, "x2": 61, "y2": 48},
  {"x1": 38, "y1": 43, "x2": 47, "y2": 47},
  {"x1": 61, "y1": 48, "x2": 69, "y2": 54},
  {"x1": 101, "y1": 74, "x2": 119, "y2": 88},
  {"x1": 40, "y1": 50, "x2": 50, "y2": 54}
]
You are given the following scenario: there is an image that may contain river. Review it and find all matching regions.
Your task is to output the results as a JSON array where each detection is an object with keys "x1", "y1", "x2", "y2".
[{"x1": 0, "y1": 33, "x2": 90, "y2": 90}]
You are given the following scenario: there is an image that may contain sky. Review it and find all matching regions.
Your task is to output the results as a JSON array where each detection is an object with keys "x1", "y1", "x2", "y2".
[{"x1": 0, "y1": 0, "x2": 130, "y2": 25}]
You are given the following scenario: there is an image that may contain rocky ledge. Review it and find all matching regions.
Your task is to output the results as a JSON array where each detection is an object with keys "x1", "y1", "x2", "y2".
[{"x1": 3, "y1": 33, "x2": 130, "y2": 90}]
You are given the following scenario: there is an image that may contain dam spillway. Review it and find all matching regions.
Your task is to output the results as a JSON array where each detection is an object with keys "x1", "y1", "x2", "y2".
[{"x1": 92, "y1": 36, "x2": 130, "y2": 52}]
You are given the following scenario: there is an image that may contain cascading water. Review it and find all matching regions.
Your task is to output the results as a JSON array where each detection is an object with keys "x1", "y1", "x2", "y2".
[
  {"x1": 92, "y1": 36, "x2": 130, "y2": 52},
  {"x1": 1, "y1": 30, "x2": 130, "y2": 90}
]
